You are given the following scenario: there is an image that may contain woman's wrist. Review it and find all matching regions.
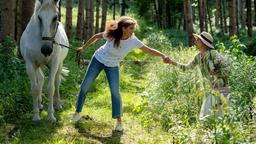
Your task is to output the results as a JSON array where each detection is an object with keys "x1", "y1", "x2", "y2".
[
  {"x1": 161, "y1": 54, "x2": 166, "y2": 59},
  {"x1": 174, "y1": 62, "x2": 179, "y2": 67}
]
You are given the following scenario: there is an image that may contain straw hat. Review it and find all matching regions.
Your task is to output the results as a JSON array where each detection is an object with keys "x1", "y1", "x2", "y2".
[{"x1": 193, "y1": 31, "x2": 214, "y2": 49}]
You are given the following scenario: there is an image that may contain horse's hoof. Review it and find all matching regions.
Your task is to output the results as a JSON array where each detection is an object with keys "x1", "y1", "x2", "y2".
[
  {"x1": 39, "y1": 104, "x2": 44, "y2": 110},
  {"x1": 32, "y1": 115, "x2": 41, "y2": 121},
  {"x1": 55, "y1": 105, "x2": 62, "y2": 111},
  {"x1": 48, "y1": 115, "x2": 56, "y2": 122}
]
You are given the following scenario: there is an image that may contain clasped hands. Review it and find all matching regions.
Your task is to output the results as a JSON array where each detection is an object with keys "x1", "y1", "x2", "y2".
[{"x1": 162, "y1": 55, "x2": 175, "y2": 65}]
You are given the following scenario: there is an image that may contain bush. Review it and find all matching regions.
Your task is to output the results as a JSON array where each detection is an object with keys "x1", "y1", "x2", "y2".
[
  {"x1": 246, "y1": 38, "x2": 256, "y2": 56},
  {"x1": 138, "y1": 33, "x2": 256, "y2": 142},
  {"x1": 0, "y1": 37, "x2": 31, "y2": 123},
  {"x1": 216, "y1": 36, "x2": 256, "y2": 121}
]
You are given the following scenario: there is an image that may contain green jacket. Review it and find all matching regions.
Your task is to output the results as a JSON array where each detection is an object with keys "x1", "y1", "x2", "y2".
[{"x1": 177, "y1": 50, "x2": 229, "y2": 89}]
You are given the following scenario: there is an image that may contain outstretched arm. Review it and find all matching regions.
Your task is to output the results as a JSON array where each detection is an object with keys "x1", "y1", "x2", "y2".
[
  {"x1": 76, "y1": 32, "x2": 104, "y2": 53},
  {"x1": 168, "y1": 54, "x2": 199, "y2": 71},
  {"x1": 139, "y1": 45, "x2": 170, "y2": 63}
]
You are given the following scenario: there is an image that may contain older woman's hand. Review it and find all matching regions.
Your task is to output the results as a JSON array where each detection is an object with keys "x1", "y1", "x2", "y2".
[
  {"x1": 162, "y1": 55, "x2": 172, "y2": 64},
  {"x1": 164, "y1": 57, "x2": 177, "y2": 66}
]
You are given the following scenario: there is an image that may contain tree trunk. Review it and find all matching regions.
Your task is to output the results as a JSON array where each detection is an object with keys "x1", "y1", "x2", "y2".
[
  {"x1": 0, "y1": 0, "x2": 16, "y2": 55},
  {"x1": 112, "y1": 0, "x2": 116, "y2": 20},
  {"x1": 207, "y1": 1, "x2": 213, "y2": 34},
  {"x1": 162, "y1": 0, "x2": 168, "y2": 28},
  {"x1": 216, "y1": 0, "x2": 221, "y2": 27},
  {"x1": 76, "y1": 0, "x2": 85, "y2": 40},
  {"x1": 178, "y1": 13, "x2": 184, "y2": 30},
  {"x1": 154, "y1": 0, "x2": 161, "y2": 28},
  {"x1": 199, "y1": 0, "x2": 202, "y2": 31},
  {"x1": 95, "y1": 0, "x2": 100, "y2": 33},
  {"x1": 183, "y1": 15, "x2": 186, "y2": 31},
  {"x1": 184, "y1": 0, "x2": 194, "y2": 46},
  {"x1": 84, "y1": 0, "x2": 94, "y2": 40},
  {"x1": 19, "y1": 0, "x2": 35, "y2": 41},
  {"x1": 84, "y1": 0, "x2": 89, "y2": 39},
  {"x1": 220, "y1": 0, "x2": 224, "y2": 32},
  {"x1": 192, "y1": 0, "x2": 196, "y2": 24},
  {"x1": 101, "y1": 0, "x2": 108, "y2": 32},
  {"x1": 229, "y1": 0, "x2": 237, "y2": 36},
  {"x1": 59, "y1": 0, "x2": 62, "y2": 21},
  {"x1": 236, "y1": 0, "x2": 240, "y2": 35},
  {"x1": 254, "y1": 0, "x2": 256, "y2": 25},
  {"x1": 205, "y1": 0, "x2": 208, "y2": 32},
  {"x1": 120, "y1": 0, "x2": 126, "y2": 16},
  {"x1": 65, "y1": 0, "x2": 72, "y2": 39},
  {"x1": 151, "y1": 3, "x2": 156, "y2": 25},
  {"x1": 15, "y1": 0, "x2": 21, "y2": 57},
  {"x1": 0, "y1": 0, "x2": 16, "y2": 42},
  {"x1": 199, "y1": 0, "x2": 207, "y2": 32},
  {"x1": 246, "y1": 0, "x2": 252, "y2": 37},
  {"x1": 158, "y1": 0, "x2": 163, "y2": 28},
  {"x1": 222, "y1": 0, "x2": 228, "y2": 33},
  {"x1": 166, "y1": 0, "x2": 172, "y2": 28},
  {"x1": 88, "y1": 0, "x2": 94, "y2": 37},
  {"x1": 15, "y1": 0, "x2": 19, "y2": 41},
  {"x1": 240, "y1": 0, "x2": 246, "y2": 29}
]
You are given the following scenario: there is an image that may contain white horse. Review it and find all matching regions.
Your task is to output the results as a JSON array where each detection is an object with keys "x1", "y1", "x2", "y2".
[{"x1": 20, "y1": 0, "x2": 69, "y2": 121}]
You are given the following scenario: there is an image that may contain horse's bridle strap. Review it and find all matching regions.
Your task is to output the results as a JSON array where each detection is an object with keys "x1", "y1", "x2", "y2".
[
  {"x1": 42, "y1": 37, "x2": 55, "y2": 41},
  {"x1": 41, "y1": 22, "x2": 70, "y2": 49}
]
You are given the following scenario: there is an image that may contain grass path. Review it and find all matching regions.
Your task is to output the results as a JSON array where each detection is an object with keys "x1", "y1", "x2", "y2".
[{"x1": 4, "y1": 60, "x2": 172, "y2": 144}]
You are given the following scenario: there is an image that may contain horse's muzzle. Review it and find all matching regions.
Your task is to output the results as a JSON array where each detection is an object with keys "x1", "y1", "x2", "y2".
[{"x1": 41, "y1": 43, "x2": 53, "y2": 57}]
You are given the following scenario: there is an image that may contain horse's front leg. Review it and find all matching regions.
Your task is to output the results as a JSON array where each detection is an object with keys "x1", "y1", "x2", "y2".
[
  {"x1": 47, "y1": 62, "x2": 59, "y2": 122},
  {"x1": 26, "y1": 63, "x2": 40, "y2": 121},
  {"x1": 37, "y1": 68, "x2": 44, "y2": 110},
  {"x1": 54, "y1": 63, "x2": 63, "y2": 111}
]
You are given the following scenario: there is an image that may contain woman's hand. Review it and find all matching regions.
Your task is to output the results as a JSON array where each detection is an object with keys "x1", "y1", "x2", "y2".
[
  {"x1": 162, "y1": 55, "x2": 171, "y2": 64},
  {"x1": 210, "y1": 69, "x2": 220, "y2": 75},
  {"x1": 76, "y1": 32, "x2": 104, "y2": 54},
  {"x1": 162, "y1": 55, "x2": 177, "y2": 65},
  {"x1": 76, "y1": 47, "x2": 85, "y2": 54},
  {"x1": 163, "y1": 56, "x2": 177, "y2": 66}
]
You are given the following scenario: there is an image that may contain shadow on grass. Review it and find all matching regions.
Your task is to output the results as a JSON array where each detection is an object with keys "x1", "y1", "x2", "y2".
[
  {"x1": 75, "y1": 120, "x2": 123, "y2": 144},
  {"x1": 1, "y1": 110, "x2": 64, "y2": 143}
]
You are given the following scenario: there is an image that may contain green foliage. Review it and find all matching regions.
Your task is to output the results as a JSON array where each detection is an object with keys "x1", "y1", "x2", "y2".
[
  {"x1": 138, "y1": 27, "x2": 187, "y2": 53},
  {"x1": 135, "y1": 31, "x2": 256, "y2": 143},
  {"x1": 0, "y1": 37, "x2": 31, "y2": 123},
  {"x1": 216, "y1": 36, "x2": 256, "y2": 122},
  {"x1": 246, "y1": 38, "x2": 256, "y2": 56}
]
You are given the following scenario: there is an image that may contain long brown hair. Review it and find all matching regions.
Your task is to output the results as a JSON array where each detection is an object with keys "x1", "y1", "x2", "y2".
[{"x1": 105, "y1": 16, "x2": 137, "y2": 48}]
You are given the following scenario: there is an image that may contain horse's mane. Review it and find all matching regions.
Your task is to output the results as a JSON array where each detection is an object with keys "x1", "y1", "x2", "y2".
[{"x1": 34, "y1": 0, "x2": 59, "y2": 17}]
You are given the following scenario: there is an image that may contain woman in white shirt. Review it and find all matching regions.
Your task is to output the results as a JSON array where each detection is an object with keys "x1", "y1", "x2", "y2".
[{"x1": 72, "y1": 16, "x2": 170, "y2": 131}]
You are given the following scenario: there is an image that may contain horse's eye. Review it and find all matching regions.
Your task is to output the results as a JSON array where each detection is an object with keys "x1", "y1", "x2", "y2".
[{"x1": 38, "y1": 16, "x2": 42, "y2": 22}]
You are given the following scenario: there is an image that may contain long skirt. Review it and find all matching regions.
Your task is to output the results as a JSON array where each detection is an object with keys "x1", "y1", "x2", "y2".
[{"x1": 199, "y1": 86, "x2": 230, "y2": 120}]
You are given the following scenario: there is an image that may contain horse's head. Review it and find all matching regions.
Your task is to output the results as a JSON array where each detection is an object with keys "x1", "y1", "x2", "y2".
[{"x1": 36, "y1": 0, "x2": 60, "y2": 56}]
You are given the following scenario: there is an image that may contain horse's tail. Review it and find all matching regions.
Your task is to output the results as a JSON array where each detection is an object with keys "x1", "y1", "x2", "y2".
[{"x1": 60, "y1": 67, "x2": 69, "y2": 81}]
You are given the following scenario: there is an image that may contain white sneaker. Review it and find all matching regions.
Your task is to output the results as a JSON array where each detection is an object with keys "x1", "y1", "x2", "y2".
[
  {"x1": 72, "y1": 113, "x2": 82, "y2": 122},
  {"x1": 114, "y1": 123, "x2": 123, "y2": 131}
]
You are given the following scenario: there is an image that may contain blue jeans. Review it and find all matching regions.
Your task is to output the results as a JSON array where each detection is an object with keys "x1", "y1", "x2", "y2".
[{"x1": 76, "y1": 56, "x2": 122, "y2": 118}]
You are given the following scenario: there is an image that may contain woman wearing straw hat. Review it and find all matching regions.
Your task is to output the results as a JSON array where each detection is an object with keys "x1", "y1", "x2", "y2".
[{"x1": 167, "y1": 31, "x2": 230, "y2": 120}]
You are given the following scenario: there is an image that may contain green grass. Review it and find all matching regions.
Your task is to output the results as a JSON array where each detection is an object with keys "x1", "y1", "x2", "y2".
[
  {"x1": 0, "y1": 30, "x2": 173, "y2": 143},
  {"x1": 1, "y1": 54, "x2": 173, "y2": 143},
  {"x1": 2, "y1": 31, "x2": 256, "y2": 143}
]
